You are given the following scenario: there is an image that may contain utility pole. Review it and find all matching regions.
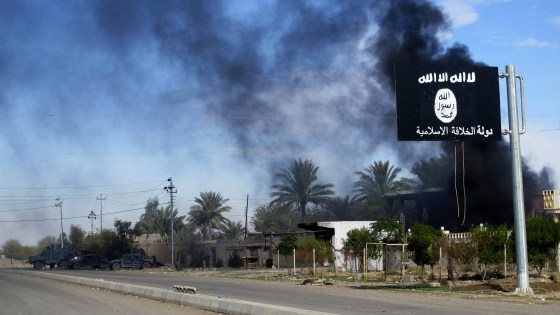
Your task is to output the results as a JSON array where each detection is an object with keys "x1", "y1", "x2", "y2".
[
  {"x1": 97, "y1": 194, "x2": 106, "y2": 231},
  {"x1": 55, "y1": 198, "x2": 64, "y2": 249},
  {"x1": 164, "y1": 177, "x2": 177, "y2": 267},
  {"x1": 245, "y1": 194, "x2": 249, "y2": 239},
  {"x1": 88, "y1": 211, "x2": 97, "y2": 235}
]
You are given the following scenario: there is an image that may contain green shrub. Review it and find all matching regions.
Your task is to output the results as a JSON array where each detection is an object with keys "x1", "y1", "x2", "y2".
[
  {"x1": 215, "y1": 258, "x2": 224, "y2": 268},
  {"x1": 190, "y1": 249, "x2": 210, "y2": 268},
  {"x1": 228, "y1": 252, "x2": 244, "y2": 268}
]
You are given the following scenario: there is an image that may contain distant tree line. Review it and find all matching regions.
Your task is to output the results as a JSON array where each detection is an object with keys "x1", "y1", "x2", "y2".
[{"x1": 1, "y1": 157, "x2": 555, "y2": 271}]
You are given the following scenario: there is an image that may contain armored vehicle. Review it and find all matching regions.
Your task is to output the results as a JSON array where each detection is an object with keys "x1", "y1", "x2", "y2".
[
  {"x1": 68, "y1": 253, "x2": 109, "y2": 270},
  {"x1": 109, "y1": 248, "x2": 154, "y2": 270},
  {"x1": 27, "y1": 244, "x2": 74, "y2": 270}
]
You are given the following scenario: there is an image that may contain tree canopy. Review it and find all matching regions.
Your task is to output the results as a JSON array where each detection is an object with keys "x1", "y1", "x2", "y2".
[
  {"x1": 251, "y1": 203, "x2": 298, "y2": 232},
  {"x1": 370, "y1": 218, "x2": 403, "y2": 243},
  {"x1": 525, "y1": 217, "x2": 560, "y2": 275},
  {"x1": 188, "y1": 191, "x2": 231, "y2": 240},
  {"x1": 407, "y1": 223, "x2": 442, "y2": 278},
  {"x1": 270, "y1": 158, "x2": 334, "y2": 222},
  {"x1": 353, "y1": 160, "x2": 412, "y2": 218}
]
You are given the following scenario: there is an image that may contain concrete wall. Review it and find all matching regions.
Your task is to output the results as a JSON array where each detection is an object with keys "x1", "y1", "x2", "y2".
[
  {"x1": 139, "y1": 242, "x2": 170, "y2": 264},
  {"x1": 316, "y1": 221, "x2": 376, "y2": 270}
]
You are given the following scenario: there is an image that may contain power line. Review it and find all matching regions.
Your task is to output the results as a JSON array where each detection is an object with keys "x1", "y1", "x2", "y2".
[
  {"x1": 0, "y1": 206, "x2": 145, "y2": 223},
  {"x1": 0, "y1": 189, "x2": 162, "y2": 200},
  {"x1": 0, "y1": 205, "x2": 53, "y2": 213},
  {"x1": 0, "y1": 180, "x2": 165, "y2": 190},
  {"x1": 527, "y1": 128, "x2": 560, "y2": 133}
]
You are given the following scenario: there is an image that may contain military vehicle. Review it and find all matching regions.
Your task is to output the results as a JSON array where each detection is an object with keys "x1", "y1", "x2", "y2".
[
  {"x1": 27, "y1": 244, "x2": 74, "y2": 270},
  {"x1": 109, "y1": 248, "x2": 154, "y2": 270},
  {"x1": 68, "y1": 253, "x2": 109, "y2": 270}
]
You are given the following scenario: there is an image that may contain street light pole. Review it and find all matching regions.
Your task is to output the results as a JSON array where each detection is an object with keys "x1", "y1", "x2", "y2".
[
  {"x1": 501, "y1": 65, "x2": 532, "y2": 294},
  {"x1": 55, "y1": 198, "x2": 63, "y2": 249}
]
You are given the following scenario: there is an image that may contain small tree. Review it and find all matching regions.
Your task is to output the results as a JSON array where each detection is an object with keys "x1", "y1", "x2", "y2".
[
  {"x1": 525, "y1": 217, "x2": 560, "y2": 276},
  {"x1": 82, "y1": 229, "x2": 125, "y2": 260},
  {"x1": 471, "y1": 223, "x2": 512, "y2": 279},
  {"x1": 2, "y1": 239, "x2": 24, "y2": 259},
  {"x1": 277, "y1": 235, "x2": 298, "y2": 268},
  {"x1": 297, "y1": 238, "x2": 334, "y2": 275},
  {"x1": 438, "y1": 234, "x2": 477, "y2": 280},
  {"x1": 408, "y1": 223, "x2": 442, "y2": 280},
  {"x1": 114, "y1": 219, "x2": 136, "y2": 251},
  {"x1": 69, "y1": 224, "x2": 87, "y2": 252},
  {"x1": 341, "y1": 228, "x2": 376, "y2": 272},
  {"x1": 371, "y1": 218, "x2": 403, "y2": 243}
]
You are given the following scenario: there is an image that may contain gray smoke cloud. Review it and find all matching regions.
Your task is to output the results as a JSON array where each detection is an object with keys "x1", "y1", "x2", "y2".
[{"x1": 0, "y1": 0, "x2": 551, "y2": 244}]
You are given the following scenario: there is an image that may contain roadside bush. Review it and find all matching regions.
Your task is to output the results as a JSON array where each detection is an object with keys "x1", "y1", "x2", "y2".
[
  {"x1": 190, "y1": 249, "x2": 210, "y2": 268},
  {"x1": 228, "y1": 252, "x2": 244, "y2": 268},
  {"x1": 215, "y1": 258, "x2": 224, "y2": 268}
]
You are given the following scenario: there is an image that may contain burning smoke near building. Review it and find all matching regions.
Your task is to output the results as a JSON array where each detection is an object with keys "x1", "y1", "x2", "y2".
[{"x1": 0, "y1": 0, "x2": 554, "y2": 244}]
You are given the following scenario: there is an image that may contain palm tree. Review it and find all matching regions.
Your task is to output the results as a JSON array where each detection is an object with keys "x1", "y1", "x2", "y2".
[
  {"x1": 158, "y1": 205, "x2": 186, "y2": 239},
  {"x1": 326, "y1": 195, "x2": 357, "y2": 221},
  {"x1": 270, "y1": 158, "x2": 335, "y2": 222},
  {"x1": 411, "y1": 154, "x2": 453, "y2": 189},
  {"x1": 135, "y1": 198, "x2": 185, "y2": 239},
  {"x1": 353, "y1": 160, "x2": 412, "y2": 218},
  {"x1": 188, "y1": 191, "x2": 231, "y2": 240},
  {"x1": 353, "y1": 160, "x2": 402, "y2": 202},
  {"x1": 219, "y1": 220, "x2": 244, "y2": 240}
]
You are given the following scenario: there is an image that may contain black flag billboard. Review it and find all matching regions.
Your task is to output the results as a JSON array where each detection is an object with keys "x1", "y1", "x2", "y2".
[{"x1": 395, "y1": 63, "x2": 501, "y2": 141}]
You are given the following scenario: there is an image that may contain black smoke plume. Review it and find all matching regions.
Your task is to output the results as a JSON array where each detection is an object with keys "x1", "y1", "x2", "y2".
[
  {"x1": 370, "y1": 0, "x2": 552, "y2": 230},
  {"x1": 127, "y1": 0, "x2": 550, "y2": 228}
]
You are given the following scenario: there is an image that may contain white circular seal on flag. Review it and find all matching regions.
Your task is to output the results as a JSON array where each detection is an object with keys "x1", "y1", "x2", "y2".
[{"x1": 434, "y1": 88, "x2": 457, "y2": 123}]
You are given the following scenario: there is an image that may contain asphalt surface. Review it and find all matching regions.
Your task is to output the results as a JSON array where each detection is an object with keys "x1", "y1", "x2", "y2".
[
  {"x1": 7, "y1": 268, "x2": 560, "y2": 315},
  {"x1": 0, "y1": 271, "x2": 219, "y2": 315}
]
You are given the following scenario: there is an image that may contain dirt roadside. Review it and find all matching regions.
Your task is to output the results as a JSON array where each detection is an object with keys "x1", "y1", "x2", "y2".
[{"x1": 161, "y1": 267, "x2": 560, "y2": 303}]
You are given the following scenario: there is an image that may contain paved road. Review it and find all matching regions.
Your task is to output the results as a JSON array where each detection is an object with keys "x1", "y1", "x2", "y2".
[
  {"x1": 28, "y1": 269, "x2": 560, "y2": 315},
  {"x1": 0, "y1": 271, "x2": 219, "y2": 315}
]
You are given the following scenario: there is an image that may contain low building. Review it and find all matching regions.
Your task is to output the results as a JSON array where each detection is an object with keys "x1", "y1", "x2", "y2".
[
  {"x1": 134, "y1": 221, "x2": 394, "y2": 271},
  {"x1": 299, "y1": 221, "x2": 382, "y2": 272}
]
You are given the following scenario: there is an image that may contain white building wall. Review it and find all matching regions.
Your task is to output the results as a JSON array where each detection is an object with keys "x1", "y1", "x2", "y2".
[{"x1": 317, "y1": 221, "x2": 376, "y2": 271}]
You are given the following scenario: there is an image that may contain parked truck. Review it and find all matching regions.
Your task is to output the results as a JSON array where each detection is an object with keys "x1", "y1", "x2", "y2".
[
  {"x1": 27, "y1": 244, "x2": 74, "y2": 270},
  {"x1": 109, "y1": 248, "x2": 154, "y2": 270}
]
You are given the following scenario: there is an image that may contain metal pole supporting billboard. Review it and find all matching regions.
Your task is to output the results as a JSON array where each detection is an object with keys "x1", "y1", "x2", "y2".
[{"x1": 501, "y1": 64, "x2": 532, "y2": 294}]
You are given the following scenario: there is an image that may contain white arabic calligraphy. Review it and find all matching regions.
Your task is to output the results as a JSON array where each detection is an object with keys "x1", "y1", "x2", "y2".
[
  {"x1": 434, "y1": 88, "x2": 457, "y2": 123},
  {"x1": 416, "y1": 125, "x2": 494, "y2": 137},
  {"x1": 418, "y1": 71, "x2": 476, "y2": 84}
]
